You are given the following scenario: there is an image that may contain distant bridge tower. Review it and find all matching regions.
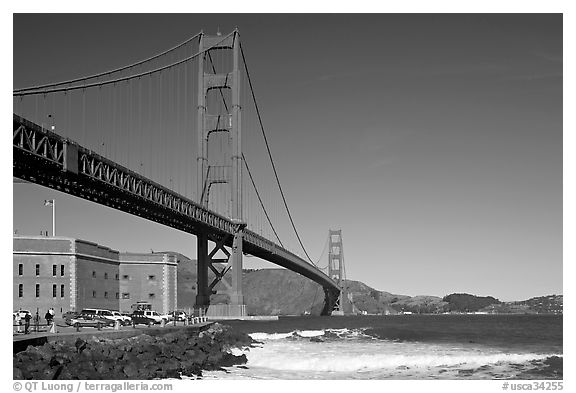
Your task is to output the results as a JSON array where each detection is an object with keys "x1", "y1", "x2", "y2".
[
  {"x1": 328, "y1": 229, "x2": 352, "y2": 315},
  {"x1": 195, "y1": 30, "x2": 246, "y2": 317}
]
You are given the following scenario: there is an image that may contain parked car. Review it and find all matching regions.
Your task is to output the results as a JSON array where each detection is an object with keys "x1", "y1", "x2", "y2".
[
  {"x1": 98, "y1": 310, "x2": 126, "y2": 326},
  {"x1": 160, "y1": 312, "x2": 173, "y2": 322},
  {"x1": 80, "y1": 308, "x2": 117, "y2": 324},
  {"x1": 13, "y1": 310, "x2": 31, "y2": 321},
  {"x1": 111, "y1": 311, "x2": 131, "y2": 325},
  {"x1": 68, "y1": 313, "x2": 114, "y2": 328},
  {"x1": 130, "y1": 311, "x2": 156, "y2": 326},
  {"x1": 137, "y1": 310, "x2": 164, "y2": 323},
  {"x1": 170, "y1": 311, "x2": 187, "y2": 321},
  {"x1": 62, "y1": 311, "x2": 78, "y2": 325}
]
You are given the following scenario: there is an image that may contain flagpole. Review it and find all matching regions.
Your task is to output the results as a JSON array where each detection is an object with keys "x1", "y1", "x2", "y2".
[
  {"x1": 52, "y1": 199, "x2": 56, "y2": 237},
  {"x1": 44, "y1": 199, "x2": 56, "y2": 237}
]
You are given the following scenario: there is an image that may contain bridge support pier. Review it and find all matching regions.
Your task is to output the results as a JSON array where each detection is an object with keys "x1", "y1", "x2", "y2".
[
  {"x1": 194, "y1": 31, "x2": 247, "y2": 318},
  {"x1": 194, "y1": 224, "x2": 247, "y2": 318},
  {"x1": 228, "y1": 226, "x2": 245, "y2": 311},
  {"x1": 321, "y1": 287, "x2": 340, "y2": 316},
  {"x1": 194, "y1": 233, "x2": 211, "y2": 315}
]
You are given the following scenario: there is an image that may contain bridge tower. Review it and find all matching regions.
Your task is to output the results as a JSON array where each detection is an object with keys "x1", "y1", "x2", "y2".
[
  {"x1": 328, "y1": 229, "x2": 352, "y2": 315},
  {"x1": 195, "y1": 30, "x2": 246, "y2": 317}
]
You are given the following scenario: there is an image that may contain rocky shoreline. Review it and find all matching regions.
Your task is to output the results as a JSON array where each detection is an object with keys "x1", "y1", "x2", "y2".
[{"x1": 14, "y1": 323, "x2": 254, "y2": 379}]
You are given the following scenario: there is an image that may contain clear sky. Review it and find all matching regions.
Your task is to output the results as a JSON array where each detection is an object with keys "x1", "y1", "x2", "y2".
[{"x1": 11, "y1": 13, "x2": 563, "y2": 301}]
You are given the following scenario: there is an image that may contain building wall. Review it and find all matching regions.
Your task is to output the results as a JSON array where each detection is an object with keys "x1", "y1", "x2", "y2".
[
  {"x1": 74, "y1": 256, "x2": 120, "y2": 311},
  {"x1": 13, "y1": 237, "x2": 120, "y2": 316},
  {"x1": 72, "y1": 239, "x2": 119, "y2": 311},
  {"x1": 14, "y1": 237, "x2": 178, "y2": 317},
  {"x1": 119, "y1": 253, "x2": 178, "y2": 314},
  {"x1": 162, "y1": 255, "x2": 178, "y2": 314},
  {"x1": 13, "y1": 251, "x2": 73, "y2": 316}
]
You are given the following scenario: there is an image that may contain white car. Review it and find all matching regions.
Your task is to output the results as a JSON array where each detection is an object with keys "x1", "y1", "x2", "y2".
[
  {"x1": 81, "y1": 308, "x2": 118, "y2": 324},
  {"x1": 160, "y1": 312, "x2": 173, "y2": 322},
  {"x1": 142, "y1": 310, "x2": 164, "y2": 323},
  {"x1": 171, "y1": 311, "x2": 187, "y2": 321},
  {"x1": 111, "y1": 311, "x2": 131, "y2": 325},
  {"x1": 13, "y1": 310, "x2": 31, "y2": 321}
]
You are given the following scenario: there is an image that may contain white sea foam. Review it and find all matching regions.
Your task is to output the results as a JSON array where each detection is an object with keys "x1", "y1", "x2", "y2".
[
  {"x1": 326, "y1": 327, "x2": 373, "y2": 339},
  {"x1": 205, "y1": 316, "x2": 562, "y2": 380},
  {"x1": 296, "y1": 330, "x2": 325, "y2": 337},
  {"x1": 247, "y1": 350, "x2": 557, "y2": 372},
  {"x1": 239, "y1": 336, "x2": 561, "y2": 374},
  {"x1": 205, "y1": 336, "x2": 562, "y2": 380},
  {"x1": 249, "y1": 332, "x2": 295, "y2": 340},
  {"x1": 228, "y1": 347, "x2": 245, "y2": 356},
  {"x1": 249, "y1": 328, "x2": 369, "y2": 341}
]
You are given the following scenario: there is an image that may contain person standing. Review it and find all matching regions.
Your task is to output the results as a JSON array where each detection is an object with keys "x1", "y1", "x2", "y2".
[
  {"x1": 13, "y1": 313, "x2": 19, "y2": 333},
  {"x1": 45, "y1": 310, "x2": 53, "y2": 326},
  {"x1": 24, "y1": 313, "x2": 31, "y2": 334}
]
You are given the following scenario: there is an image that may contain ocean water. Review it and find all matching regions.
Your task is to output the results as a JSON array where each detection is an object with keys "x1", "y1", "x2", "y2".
[{"x1": 203, "y1": 314, "x2": 562, "y2": 380}]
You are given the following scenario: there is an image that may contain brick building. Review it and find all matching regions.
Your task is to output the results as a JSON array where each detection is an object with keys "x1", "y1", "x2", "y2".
[
  {"x1": 13, "y1": 236, "x2": 120, "y2": 317},
  {"x1": 119, "y1": 253, "x2": 178, "y2": 314},
  {"x1": 13, "y1": 236, "x2": 178, "y2": 317}
]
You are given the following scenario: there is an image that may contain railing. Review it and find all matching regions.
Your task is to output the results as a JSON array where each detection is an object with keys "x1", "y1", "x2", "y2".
[{"x1": 13, "y1": 114, "x2": 340, "y2": 294}]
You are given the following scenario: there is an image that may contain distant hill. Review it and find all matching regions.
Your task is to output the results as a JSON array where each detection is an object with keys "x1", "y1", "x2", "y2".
[
  {"x1": 479, "y1": 295, "x2": 563, "y2": 315},
  {"x1": 392, "y1": 296, "x2": 448, "y2": 314},
  {"x1": 442, "y1": 293, "x2": 501, "y2": 312},
  {"x1": 342, "y1": 279, "x2": 404, "y2": 315},
  {"x1": 175, "y1": 256, "x2": 325, "y2": 315},
  {"x1": 243, "y1": 269, "x2": 325, "y2": 315},
  {"x1": 171, "y1": 257, "x2": 561, "y2": 315}
]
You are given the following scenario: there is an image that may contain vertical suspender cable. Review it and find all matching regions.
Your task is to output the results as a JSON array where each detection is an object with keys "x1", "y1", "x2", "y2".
[{"x1": 240, "y1": 42, "x2": 317, "y2": 266}]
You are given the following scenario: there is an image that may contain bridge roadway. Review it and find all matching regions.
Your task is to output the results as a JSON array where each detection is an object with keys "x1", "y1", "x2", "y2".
[{"x1": 13, "y1": 114, "x2": 340, "y2": 314}]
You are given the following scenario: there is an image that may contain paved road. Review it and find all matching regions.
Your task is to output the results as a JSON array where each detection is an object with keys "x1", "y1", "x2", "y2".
[{"x1": 13, "y1": 317, "x2": 210, "y2": 343}]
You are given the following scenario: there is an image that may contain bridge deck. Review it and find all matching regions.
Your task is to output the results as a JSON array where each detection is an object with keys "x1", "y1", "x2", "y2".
[{"x1": 13, "y1": 114, "x2": 340, "y2": 302}]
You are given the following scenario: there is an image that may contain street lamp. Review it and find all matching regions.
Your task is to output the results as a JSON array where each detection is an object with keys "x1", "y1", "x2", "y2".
[{"x1": 44, "y1": 199, "x2": 55, "y2": 236}]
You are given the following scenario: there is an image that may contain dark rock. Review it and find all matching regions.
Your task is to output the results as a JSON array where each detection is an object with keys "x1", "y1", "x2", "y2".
[
  {"x1": 136, "y1": 351, "x2": 158, "y2": 363},
  {"x1": 75, "y1": 338, "x2": 87, "y2": 353},
  {"x1": 219, "y1": 353, "x2": 247, "y2": 368},
  {"x1": 94, "y1": 360, "x2": 113, "y2": 375},
  {"x1": 13, "y1": 367, "x2": 23, "y2": 379},
  {"x1": 14, "y1": 323, "x2": 254, "y2": 380},
  {"x1": 52, "y1": 365, "x2": 64, "y2": 380},
  {"x1": 48, "y1": 356, "x2": 62, "y2": 367},
  {"x1": 123, "y1": 363, "x2": 139, "y2": 378},
  {"x1": 161, "y1": 332, "x2": 181, "y2": 344}
]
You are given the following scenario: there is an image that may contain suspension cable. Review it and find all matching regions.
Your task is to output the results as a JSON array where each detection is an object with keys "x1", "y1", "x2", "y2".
[
  {"x1": 14, "y1": 32, "x2": 202, "y2": 93},
  {"x1": 13, "y1": 31, "x2": 235, "y2": 97},
  {"x1": 239, "y1": 40, "x2": 317, "y2": 266},
  {"x1": 206, "y1": 45, "x2": 284, "y2": 247},
  {"x1": 314, "y1": 233, "x2": 330, "y2": 269},
  {"x1": 243, "y1": 154, "x2": 284, "y2": 247}
]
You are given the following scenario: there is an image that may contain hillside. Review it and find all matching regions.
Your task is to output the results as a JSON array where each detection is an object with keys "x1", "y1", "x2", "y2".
[
  {"x1": 442, "y1": 293, "x2": 501, "y2": 312},
  {"x1": 392, "y1": 296, "x2": 448, "y2": 314},
  {"x1": 172, "y1": 257, "x2": 561, "y2": 315},
  {"x1": 479, "y1": 295, "x2": 563, "y2": 315},
  {"x1": 243, "y1": 269, "x2": 325, "y2": 315}
]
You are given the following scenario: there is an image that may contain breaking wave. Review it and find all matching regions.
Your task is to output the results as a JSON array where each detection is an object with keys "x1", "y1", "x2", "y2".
[
  {"x1": 246, "y1": 350, "x2": 559, "y2": 372},
  {"x1": 249, "y1": 328, "x2": 371, "y2": 341}
]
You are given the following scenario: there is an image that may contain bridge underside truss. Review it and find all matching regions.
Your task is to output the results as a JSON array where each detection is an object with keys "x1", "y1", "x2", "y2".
[{"x1": 13, "y1": 114, "x2": 340, "y2": 314}]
